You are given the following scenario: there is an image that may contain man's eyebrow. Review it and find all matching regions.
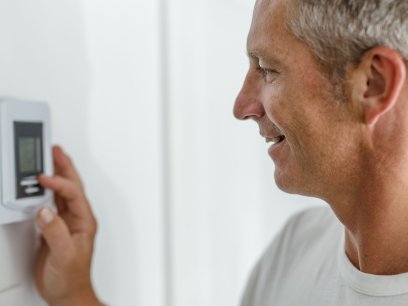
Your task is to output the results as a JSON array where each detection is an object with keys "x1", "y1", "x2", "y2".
[
  {"x1": 247, "y1": 50, "x2": 260, "y2": 59},
  {"x1": 247, "y1": 50, "x2": 282, "y2": 67}
]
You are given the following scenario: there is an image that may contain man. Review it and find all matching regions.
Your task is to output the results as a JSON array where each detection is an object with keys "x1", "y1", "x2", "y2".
[{"x1": 35, "y1": 0, "x2": 408, "y2": 305}]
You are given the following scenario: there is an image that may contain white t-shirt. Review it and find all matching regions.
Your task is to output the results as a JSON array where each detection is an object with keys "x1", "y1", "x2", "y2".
[{"x1": 241, "y1": 206, "x2": 408, "y2": 306}]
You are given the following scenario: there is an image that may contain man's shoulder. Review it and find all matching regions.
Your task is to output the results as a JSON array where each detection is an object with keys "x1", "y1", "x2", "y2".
[
  {"x1": 241, "y1": 205, "x2": 343, "y2": 305},
  {"x1": 278, "y1": 205, "x2": 337, "y2": 241},
  {"x1": 259, "y1": 205, "x2": 341, "y2": 266}
]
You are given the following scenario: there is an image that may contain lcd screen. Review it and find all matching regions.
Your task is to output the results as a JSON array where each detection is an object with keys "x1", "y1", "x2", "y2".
[
  {"x1": 14, "y1": 121, "x2": 44, "y2": 199},
  {"x1": 19, "y1": 137, "x2": 42, "y2": 173}
]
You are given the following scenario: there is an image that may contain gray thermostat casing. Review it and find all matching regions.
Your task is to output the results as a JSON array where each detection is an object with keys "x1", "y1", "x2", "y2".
[{"x1": 0, "y1": 98, "x2": 53, "y2": 225}]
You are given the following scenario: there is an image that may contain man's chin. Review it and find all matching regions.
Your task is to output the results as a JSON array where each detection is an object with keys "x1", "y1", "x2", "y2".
[
  {"x1": 274, "y1": 172, "x2": 322, "y2": 198},
  {"x1": 275, "y1": 179, "x2": 299, "y2": 195},
  {"x1": 274, "y1": 170, "x2": 307, "y2": 195},
  {"x1": 274, "y1": 171, "x2": 295, "y2": 193}
]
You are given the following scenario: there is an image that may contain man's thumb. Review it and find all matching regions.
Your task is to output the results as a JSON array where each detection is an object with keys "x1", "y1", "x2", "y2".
[{"x1": 37, "y1": 208, "x2": 74, "y2": 262}]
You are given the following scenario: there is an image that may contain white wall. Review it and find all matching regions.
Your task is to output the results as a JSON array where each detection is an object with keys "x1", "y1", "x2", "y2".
[
  {"x1": 0, "y1": 1, "x2": 323, "y2": 306},
  {"x1": 0, "y1": 0, "x2": 165, "y2": 305},
  {"x1": 81, "y1": 1, "x2": 166, "y2": 305}
]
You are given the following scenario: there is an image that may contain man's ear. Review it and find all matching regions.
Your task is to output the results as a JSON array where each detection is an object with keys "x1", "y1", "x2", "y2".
[{"x1": 352, "y1": 46, "x2": 406, "y2": 126}]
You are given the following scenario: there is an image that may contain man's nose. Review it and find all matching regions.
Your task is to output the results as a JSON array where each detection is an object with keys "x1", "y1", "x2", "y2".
[{"x1": 233, "y1": 77, "x2": 265, "y2": 120}]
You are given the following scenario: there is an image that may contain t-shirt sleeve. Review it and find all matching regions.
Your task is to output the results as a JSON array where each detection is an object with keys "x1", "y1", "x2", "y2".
[
  {"x1": 239, "y1": 217, "x2": 291, "y2": 306},
  {"x1": 239, "y1": 207, "x2": 326, "y2": 306}
]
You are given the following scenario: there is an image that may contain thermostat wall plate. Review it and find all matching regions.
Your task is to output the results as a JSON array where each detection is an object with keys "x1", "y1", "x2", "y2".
[{"x1": 0, "y1": 98, "x2": 53, "y2": 225}]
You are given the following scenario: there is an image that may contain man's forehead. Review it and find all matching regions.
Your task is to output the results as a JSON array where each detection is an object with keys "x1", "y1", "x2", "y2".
[
  {"x1": 253, "y1": 0, "x2": 285, "y2": 20},
  {"x1": 247, "y1": 0, "x2": 288, "y2": 59}
]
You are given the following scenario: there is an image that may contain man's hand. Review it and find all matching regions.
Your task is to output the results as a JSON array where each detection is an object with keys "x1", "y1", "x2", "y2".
[{"x1": 35, "y1": 146, "x2": 103, "y2": 306}]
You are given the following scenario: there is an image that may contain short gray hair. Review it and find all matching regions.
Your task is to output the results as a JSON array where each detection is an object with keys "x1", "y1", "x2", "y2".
[{"x1": 286, "y1": 0, "x2": 408, "y2": 84}]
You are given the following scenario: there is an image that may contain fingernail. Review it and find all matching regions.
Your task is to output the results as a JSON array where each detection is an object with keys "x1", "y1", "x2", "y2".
[{"x1": 40, "y1": 208, "x2": 55, "y2": 224}]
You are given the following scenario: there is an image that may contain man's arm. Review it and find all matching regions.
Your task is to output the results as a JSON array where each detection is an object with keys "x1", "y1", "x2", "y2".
[{"x1": 35, "y1": 146, "x2": 104, "y2": 306}]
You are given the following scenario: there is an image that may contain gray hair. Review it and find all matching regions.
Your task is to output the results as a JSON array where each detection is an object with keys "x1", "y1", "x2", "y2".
[{"x1": 286, "y1": 0, "x2": 408, "y2": 84}]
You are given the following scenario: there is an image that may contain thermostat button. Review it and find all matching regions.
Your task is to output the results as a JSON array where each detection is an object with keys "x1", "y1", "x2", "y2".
[
  {"x1": 20, "y1": 179, "x2": 39, "y2": 186},
  {"x1": 25, "y1": 187, "x2": 40, "y2": 194}
]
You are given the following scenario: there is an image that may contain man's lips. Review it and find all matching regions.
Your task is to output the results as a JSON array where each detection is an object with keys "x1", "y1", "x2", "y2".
[
  {"x1": 260, "y1": 130, "x2": 286, "y2": 145},
  {"x1": 259, "y1": 125, "x2": 286, "y2": 149},
  {"x1": 267, "y1": 134, "x2": 286, "y2": 158},
  {"x1": 265, "y1": 135, "x2": 285, "y2": 145}
]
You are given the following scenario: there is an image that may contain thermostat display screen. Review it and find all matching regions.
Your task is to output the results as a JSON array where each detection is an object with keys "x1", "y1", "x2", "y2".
[
  {"x1": 19, "y1": 137, "x2": 42, "y2": 173},
  {"x1": 14, "y1": 122, "x2": 44, "y2": 199}
]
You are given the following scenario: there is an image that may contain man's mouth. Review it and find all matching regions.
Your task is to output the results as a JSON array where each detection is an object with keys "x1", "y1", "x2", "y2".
[{"x1": 265, "y1": 135, "x2": 286, "y2": 145}]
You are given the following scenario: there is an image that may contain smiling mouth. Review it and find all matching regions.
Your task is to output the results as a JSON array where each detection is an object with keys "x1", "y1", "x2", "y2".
[{"x1": 266, "y1": 135, "x2": 286, "y2": 145}]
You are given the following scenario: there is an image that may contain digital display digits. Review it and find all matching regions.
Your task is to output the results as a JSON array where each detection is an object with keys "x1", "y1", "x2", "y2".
[{"x1": 14, "y1": 122, "x2": 44, "y2": 199}]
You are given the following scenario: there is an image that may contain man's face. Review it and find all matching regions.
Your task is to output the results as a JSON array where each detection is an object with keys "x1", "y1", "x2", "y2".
[{"x1": 234, "y1": 0, "x2": 360, "y2": 198}]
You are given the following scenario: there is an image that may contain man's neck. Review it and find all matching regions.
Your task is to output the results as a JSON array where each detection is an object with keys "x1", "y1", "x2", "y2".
[{"x1": 331, "y1": 164, "x2": 408, "y2": 275}]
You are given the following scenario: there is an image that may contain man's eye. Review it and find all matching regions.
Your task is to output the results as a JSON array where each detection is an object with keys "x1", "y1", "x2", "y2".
[{"x1": 257, "y1": 67, "x2": 278, "y2": 82}]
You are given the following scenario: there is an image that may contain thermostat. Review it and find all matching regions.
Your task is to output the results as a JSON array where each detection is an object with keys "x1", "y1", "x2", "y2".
[{"x1": 0, "y1": 98, "x2": 53, "y2": 225}]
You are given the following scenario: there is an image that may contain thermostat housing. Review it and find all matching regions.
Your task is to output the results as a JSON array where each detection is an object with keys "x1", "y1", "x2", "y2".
[{"x1": 0, "y1": 98, "x2": 53, "y2": 225}]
